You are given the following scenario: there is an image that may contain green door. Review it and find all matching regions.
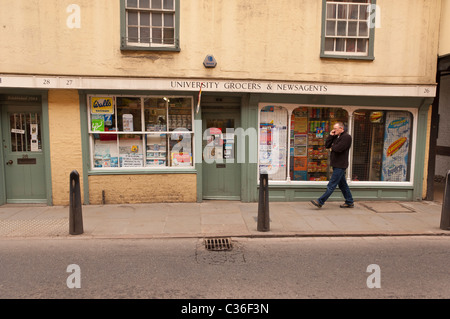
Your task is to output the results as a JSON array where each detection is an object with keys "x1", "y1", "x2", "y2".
[
  {"x1": 202, "y1": 111, "x2": 241, "y2": 200},
  {"x1": 2, "y1": 105, "x2": 47, "y2": 203}
]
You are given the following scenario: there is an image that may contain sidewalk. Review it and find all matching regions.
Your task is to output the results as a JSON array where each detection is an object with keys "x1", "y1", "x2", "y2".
[{"x1": 0, "y1": 199, "x2": 448, "y2": 239}]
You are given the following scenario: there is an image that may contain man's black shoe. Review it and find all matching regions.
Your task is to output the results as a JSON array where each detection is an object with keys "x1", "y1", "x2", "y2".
[
  {"x1": 340, "y1": 203, "x2": 354, "y2": 208},
  {"x1": 311, "y1": 200, "x2": 322, "y2": 208}
]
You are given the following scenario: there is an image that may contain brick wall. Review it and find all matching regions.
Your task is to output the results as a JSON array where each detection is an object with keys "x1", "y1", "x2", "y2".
[{"x1": 88, "y1": 174, "x2": 197, "y2": 204}]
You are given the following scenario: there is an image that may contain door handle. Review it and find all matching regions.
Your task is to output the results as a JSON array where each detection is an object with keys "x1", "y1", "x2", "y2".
[{"x1": 6, "y1": 160, "x2": 13, "y2": 165}]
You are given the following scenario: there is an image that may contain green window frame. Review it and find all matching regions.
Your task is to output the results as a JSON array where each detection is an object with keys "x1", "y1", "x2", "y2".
[
  {"x1": 320, "y1": 0, "x2": 376, "y2": 60},
  {"x1": 120, "y1": 0, "x2": 180, "y2": 51}
]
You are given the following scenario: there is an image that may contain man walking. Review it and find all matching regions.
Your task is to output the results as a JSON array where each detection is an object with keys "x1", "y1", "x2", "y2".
[{"x1": 311, "y1": 122, "x2": 354, "y2": 208}]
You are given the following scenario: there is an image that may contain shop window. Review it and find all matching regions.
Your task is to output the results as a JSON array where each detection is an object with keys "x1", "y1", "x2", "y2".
[
  {"x1": 259, "y1": 106, "x2": 348, "y2": 182},
  {"x1": 290, "y1": 107, "x2": 348, "y2": 181},
  {"x1": 121, "y1": 0, "x2": 180, "y2": 51},
  {"x1": 89, "y1": 95, "x2": 193, "y2": 170},
  {"x1": 352, "y1": 110, "x2": 413, "y2": 182},
  {"x1": 321, "y1": 0, "x2": 375, "y2": 60},
  {"x1": 259, "y1": 105, "x2": 288, "y2": 181}
]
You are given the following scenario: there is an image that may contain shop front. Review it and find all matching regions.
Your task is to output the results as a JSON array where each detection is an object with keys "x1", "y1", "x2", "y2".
[
  {"x1": 79, "y1": 86, "x2": 433, "y2": 204},
  {"x1": 0, "y1": 75, "x2": 436, "y2": 205}
]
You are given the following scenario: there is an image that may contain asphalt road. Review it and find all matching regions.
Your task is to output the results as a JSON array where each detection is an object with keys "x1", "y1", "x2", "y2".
[{"x1": 0, "y1": 236, "x2": 449, "y2": 301}]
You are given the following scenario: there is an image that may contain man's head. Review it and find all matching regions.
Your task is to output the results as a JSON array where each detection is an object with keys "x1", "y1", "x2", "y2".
[{"x1": 333, "y1": 122, "x2": 345, "y2": 135}]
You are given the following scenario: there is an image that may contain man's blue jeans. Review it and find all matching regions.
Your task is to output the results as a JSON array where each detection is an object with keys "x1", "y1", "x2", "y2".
[{"x1": 317, "y1": 167, "x2": 354, "y2": 206}]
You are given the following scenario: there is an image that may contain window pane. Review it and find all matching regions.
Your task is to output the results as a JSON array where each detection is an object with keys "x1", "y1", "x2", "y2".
[
  {"x1": 359, "y1": 4, "x2": 369, "y2": 20},
  {"x1": 346, "y1": 38, "x2": 356, "y2": 52},
  {"x1": 144, "y1": 98, "x2": 167, "y2": 132},
  {"x1": 352, "y1": 110, "x2": 412, "y2": 182},
  {"x1": 324, "y1": 38, "x2": 334, "y2": 51},
  {"x1": 337, "y1": 21, "x2": 347, "y2": 36},
  {"x1": 169, "y1": 132, "x2": 193, "y2": 167},
  {"x1": 152, "y1": 28, "x2": 162, "y2": 44},
  {"x1": 327, "y1": 3, "x2": 336, "y2": 19},
  {"x1": 119, "y1": 134, "x2": 144, "y2": 168},
  {"x1": 152, "y1": 13, "x2": 162, "y2": 26},
  {"x1": 163, "y1": 0, "x2": 174, "y2": 10},
  {"x1": 168, "y1": 98, "x2": 192, "y2": 131},
  {"x1": 357, "y1": 38, "x2": 367, "y2": 52},
  {"x1": 117, "y1": 97, "x2": 142, "y2": 132},
  {"x1": 348, "y1": 21, "x2": 358, "y2": 36},
  {"x1": 349, "y1": 4, "x2": 359, "y2": 20},
  {"x1": 335, "y1": 38, "x2": 345, "y2": 51},
  {"x1": 337, "y1": 4, "x2": 347, "y2": 19},
  {"x1": 289, "y1": 107, "x2": 348, "y2": 182},
  {"x1": 139, "y1": 0, "x2": 150, "y2": 8},
  {"x1": 259, "y1": 106, "x2": 288, "y2": 181},
  {"x1": 151, "y1": 0, "x2": 162, "y2": 9},
  {"x1": 146, "y1": 134, "x2": 167, "y2": 167},
  {"x1": 9, "y1": 113, "x2": 42, "y2": 152},
  {"x1": 326, "y1": 20, "x2": 336, "y2": 36},
  {"x1": 93, "y1": 134, "x2": 119, "y2": 168},
  {"x1": 128, "y1": 27, "x2": 138, "y2": 42},
  {"x1": 140, "y1": 27, "x2": 150, "y2": 43},
  {"x1": 359, "y1": 21, "x2": 368, "y2": 37},
  {"x1": 127, "y1": 0, "x2": 138, "y2": 8},
  {"x1": 91, "y1": 113, "x2": 116, "y2": 133},
  {"x1": 164, "y1": 13, "x2": 174, "y2": 27},
  {"x1": 163, "y1": 28, "x2": 175, "y2": 44},
  {"x1": 128, "y1": 12, "x2": 138, "y2": 25},
  {"x1": 140, "y1": 12, "x2": 150, "y2": 26}
]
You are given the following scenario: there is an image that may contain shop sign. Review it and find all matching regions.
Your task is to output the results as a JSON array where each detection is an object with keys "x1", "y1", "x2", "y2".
[
  {"x1": 91, "y1": 97, "x2": 114, "y2": 114},
  {"x1": 0, "y1": 74, "x2": 437, "y2": 98}
]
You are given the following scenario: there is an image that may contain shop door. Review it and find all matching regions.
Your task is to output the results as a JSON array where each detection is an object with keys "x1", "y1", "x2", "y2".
[
  {"x1": 2, "y1": 105, "x2": 47, "y2": 203},
  {"x1": 202, "y1": 111, "x2": 241, "y2": 200}
]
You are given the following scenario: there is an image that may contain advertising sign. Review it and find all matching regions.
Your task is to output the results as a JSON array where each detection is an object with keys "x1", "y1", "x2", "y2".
[
  {"x1": 91, "y1": 97, "x2": 114, "y2": 114},
  {"x1": 381, "y1": 112, "x2": 411, "y2": 182}
]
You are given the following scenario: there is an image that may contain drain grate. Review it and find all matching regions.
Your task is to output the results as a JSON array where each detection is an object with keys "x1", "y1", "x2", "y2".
[{"x1": 204, "y1": 237, "x2": 233, "y2": 251}]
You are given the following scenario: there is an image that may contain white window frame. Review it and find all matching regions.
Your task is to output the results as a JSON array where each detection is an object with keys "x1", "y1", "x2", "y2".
[
  {"x1": 125, "y1": 0, "x2": 176, "y2": 48},
  {"x1": 324, "y1": 0, "x2": 371, "y2": 57},
  {"x1": 87, "y1": 94, "x2": 195, "y2": 171}
]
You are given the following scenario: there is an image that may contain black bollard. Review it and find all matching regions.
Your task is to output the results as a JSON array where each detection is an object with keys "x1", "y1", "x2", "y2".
[
  {"x1": 440, "y1": 170, "x2": 450, "y2": 230},
  {"x1": 69, "y1": 170, "x2": 84, "y2": 235},
  {"x1": 257, "y1": 173, "x2": 270, "y2": 232}
]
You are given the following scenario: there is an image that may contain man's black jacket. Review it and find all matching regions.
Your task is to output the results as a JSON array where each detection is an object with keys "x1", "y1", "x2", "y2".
[{"x1": 325, "y1": 130, "x2": 352, "y2": 169}]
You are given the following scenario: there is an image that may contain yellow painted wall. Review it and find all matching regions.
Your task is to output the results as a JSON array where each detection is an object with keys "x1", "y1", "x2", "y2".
[
  {"x1": 48, "y1": 90, "x2": 84, "y2": 205},
  {"x1": 0, "y1": 0, "x2": 442, "y2": 85},
  {"x1": 88, "y1": 174, "x2": 197, "y2": 204},
  {"x1": 439, "y1": 0, "x2": 450, "y2": 56}
]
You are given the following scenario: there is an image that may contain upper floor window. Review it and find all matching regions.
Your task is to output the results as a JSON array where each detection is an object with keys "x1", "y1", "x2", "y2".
[
  {"x1": 321, "y1": 0, "x2": 376, "y2": 60},
  {"x1": 121, "y1": 0, "x2": 180, "y2": 51}
]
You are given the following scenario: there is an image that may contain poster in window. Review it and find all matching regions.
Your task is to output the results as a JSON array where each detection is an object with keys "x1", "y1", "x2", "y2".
[
  {"x1": 123, "y1": 114, "x2": 133, "y2": 132},
  {"x1": 172, "y1": 153, "x2": 192, "y2": 166},
  {"x1": 92, "y1": 117, "x2": 105, "y2": 132},
  {"x1": 91, "y1": 97, "x2": 114, "y2": 114},
  {"x1": 381, "y1": 112, "x2": 411, "y2": 182}
]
